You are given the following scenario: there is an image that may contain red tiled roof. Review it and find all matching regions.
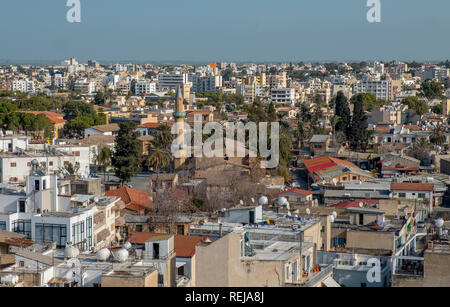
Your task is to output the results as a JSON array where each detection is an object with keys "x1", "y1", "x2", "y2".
[
  {"x1": 390, "y1": 182, "x2": 434, "y2": 192},
  {"x1": 302, "y1": 156, "x2": 359, "y2": 174},
  {"x1": 18, "y1": 111, "x2": 66, "y2": 124},
  {"x1": 105, "y1": 187, "x2": 153, "y2": 213}
]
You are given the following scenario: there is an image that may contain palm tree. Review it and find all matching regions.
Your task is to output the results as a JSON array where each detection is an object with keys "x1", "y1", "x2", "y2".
[
  {"x1": 97, "y1": 147, "x2": 111, "y2": 183},
  {"x1": 430, "y1": 125, "x2": 446, "y2": 146},
  {"x1": 146, "y1": 138, "x2": 172, "y2": 175},
  {"x1": 155, "y1": 124, "x2": 173, "y2": 148},
  {"x1": 329, "y1": 115, "x2": 341, "y2": 145}
]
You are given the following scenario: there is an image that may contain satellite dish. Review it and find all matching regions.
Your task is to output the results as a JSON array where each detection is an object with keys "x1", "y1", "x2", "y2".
[
  {"x1": 286, "y1": 202, "x2": 290, "y2": 210},
  {"x1": 239, "y1": 200, "x2": 244, "y2": 206},
  {"x1": 94, "y1": 197, "x2": 99, "y2": 203},
  {"x1": 258, "y1": 196, "x2": 268, "y2": 206},
  {"x1": 96, "y1": 248, "x2": 111, "y2": 261},
  {"x1": 123, "y1": 242, "x2": 132, "y2": 250},
  {"x1": 277, "y1": 197, "x2": 287, "y2": 206},
  {"x1": 306, "y1": 208, "x2": 311, "y2": 215},
  {"x1": 330, "y1": 215, "x2": 335, "y2": 223},
  {"x1": 359, "y1": 202, "x2": 364, "y2": 208},
  {"x1": 113, "y1": 248, "x2": 129, "y2": 263},
  {"x1": 331, "y1": 211, "x2": 337, "y2": 219},
  {"x1": 64, "y1": 245, "x2": 80, "y2": 259},
  {"x1": 251, "y1": 198, "x2": 255, "y2": 203},
  {"x1": 435, "y1": 218, "x2": 444, "y2": 228}
]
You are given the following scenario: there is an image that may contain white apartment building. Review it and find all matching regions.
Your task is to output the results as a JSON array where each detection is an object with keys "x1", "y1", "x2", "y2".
[
  {"x1": 356, "y1": 79, "x2": 393, "y2": 101},
  {"x1": 424, "y1": 66, "x2": 449, "y2": 83},
  {"x1": 74, "y1": 79, "x2": 96, "y2": 95},
  {"x1": 270, "y1": 87, "x2": 296, "y2": 105},
  {"x1": 157, "y1": 73, "x2": 189, "y2": 89},
  {"x1": 0, "y1": 148, "x2": 90, "y2": 184},
  {"x1": 12, "y1": 79, "x2": 35, "y2": 93},
  {"x1": 191, "y1": 75, "x2": 223, "y2": 93},
  {"x1": 0, "y1": 171, "x2": 119, "y2": 251},
  {"x1": 135, "y1": 80, "x2": 156, "y2": 95}
]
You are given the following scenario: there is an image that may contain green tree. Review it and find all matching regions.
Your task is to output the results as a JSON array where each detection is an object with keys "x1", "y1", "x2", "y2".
[
  {"x1": 334, "y1": 91, "x2": 351, "y2": 137},
  {"x1": 97, "y1": 147, "x2": 112, "y2": 183},
  {"x1": 401, "y1": 96, "x2": 429, "y2": 115},
  {"x1": 348, "y1": 95, "x2": 371, "y2": 151},
  {"x1": 429, "y1": 125, "x2": 446, "y2": 146},
  {"x1": 420, "y1": 80, "x2": 444, "y2": 101},
  {"x1": 111, "y1": 121, "x2": 142, "y2": 186}
]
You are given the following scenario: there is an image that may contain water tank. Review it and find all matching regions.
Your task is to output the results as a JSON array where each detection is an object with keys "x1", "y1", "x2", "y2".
[
  {"x1": 114, "y1": 248, "x2": 129, "y2": 263},
  {"x1": 123, "y1": 242, "x2": 132, "y2": 250},
  {"x1": 258, "y1": 196, "x2": 268, "y2": 206},
  {"x1": 64, "y1": 245, "x2": 80, "y2": 259},
  {"x1": 277, "y1": 197, "x2": 287, "y2": 206},
  {"x1": 435, "y1": 218, "x2": 444, "y2": 228},
  {"x1": 96, "y1": 248, "x2": 111, "y2": 261}
]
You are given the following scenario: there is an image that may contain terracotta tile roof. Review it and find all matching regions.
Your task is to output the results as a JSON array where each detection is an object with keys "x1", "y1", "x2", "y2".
[
  {"x1": 90, "y1": 123, "x2": 120, "y2": 133},
  {"x1": 105, "y1": 187, "x2": 153, "y2": 213},
  {"x1": 390, "y1": 182, "x2": 434, "y2": 192},
  {"x1": 137, "y1": 122, "x2": 172, "y2": 129},
  {"x1": 302, "y1": 156, "x2": 360, "y2": 174},
  {"x1": 18, "y1": 111, "x2": 66, "y2": 124},
  {"x1": 127, "y1": 232, "x2": 211, "y2": 258}
]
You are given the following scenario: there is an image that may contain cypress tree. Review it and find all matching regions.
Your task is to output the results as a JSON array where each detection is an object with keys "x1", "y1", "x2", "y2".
[
  {"x1": 348, "y1": 95, "x2": 371, "y2": 151},
  {"x1": 334, "y1": 91, "x2": 351, "y2": 137},
  {"x1": 112, "y1": 121, "x2": 142, "y2": 185}
]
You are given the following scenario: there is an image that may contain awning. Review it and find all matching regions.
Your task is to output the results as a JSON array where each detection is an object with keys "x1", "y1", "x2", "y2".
[{"x1": 176, "y1": 261, "x2": 187, "y2": 268}]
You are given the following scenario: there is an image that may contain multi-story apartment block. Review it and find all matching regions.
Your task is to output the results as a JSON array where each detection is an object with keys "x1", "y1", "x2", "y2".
[
  {"x1": 11, "y1": 79, "x2": 35, "y2": 93},
  {"x1": 356, "y1": 79, "x2": 393, "y2": 101},
  {"x1": 158, "y1": 73, "x2": 189, "y2": 89},
  {"x1": 270, "y1": 87, "x2": 295, "y2": 105},
  {"x1": 135, "y1": 81, "x2": 156, "y2": 95},
  {"x1": 74, "y1": 78, "x2": 96, "y2": 95}
]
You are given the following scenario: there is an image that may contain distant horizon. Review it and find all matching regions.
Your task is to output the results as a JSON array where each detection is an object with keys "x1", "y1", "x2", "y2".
[
  {"x1": 1, "y1": 0, "x2": 449, "y2": 63},
  {"x1": 0, "y1": 58, "x2": 448, "y2": 66}
]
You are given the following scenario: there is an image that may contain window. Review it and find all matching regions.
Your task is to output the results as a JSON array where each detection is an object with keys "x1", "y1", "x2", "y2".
[
  {"x1": 13, "y1": 220, "x2": 31, "y2": 239},
  {"x1": 136, "y1": 225, "x2": 143, "y2": 232},
  {"x1": 399, "y1": 193, "x2": 406, "y2": 198},
  {"x1": 72, "y1": 221, "x2": 85, "y2": 245},
  {"x1": 418, "y1": 193, "x2": 426, "y2": 198},
  {"x1": 42, "y1": 180, "x2": 47, "y2": 190},
  {"x1": 19, "y1": 201, "x2": 26, "y2": 213},
  {"x1": 285, "y1": 266, "x2": 290, "y2": 281},
  {"x1": 153, "y1": 243, "x2": 160, "y2": 259},
  {"x1": 35, "y1": 180, "x2": 40, "y2": 191},
  {"x1": 49, "y1": 161, "x2": 53, "y2": 166},
  {"x1": 35, "y1": 224, "x2": 67, "y2": 247},
  {"x1": 87, "y1": 217, "x2": 93, "y2": 250},
  {"x1": 11, "y1": 163, "x2": 16, "y2": 167},
  {"x1": 0, "y1": 221, "x2": 6, "y2": 231}
]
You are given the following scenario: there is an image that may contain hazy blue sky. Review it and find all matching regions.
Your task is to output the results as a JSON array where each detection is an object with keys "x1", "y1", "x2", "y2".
[{"x1": 0, "y1": 0, "x2": 449, "y2": 63}]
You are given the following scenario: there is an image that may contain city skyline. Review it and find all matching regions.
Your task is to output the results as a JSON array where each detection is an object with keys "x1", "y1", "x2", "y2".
[{"x1": 0, "y1": 0, "x2": 449, "y2": 63}]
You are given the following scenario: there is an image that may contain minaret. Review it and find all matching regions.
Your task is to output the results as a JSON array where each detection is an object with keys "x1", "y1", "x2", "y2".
[{"x1": 174, "y1": 85, "x2": 186, "y2": 169}]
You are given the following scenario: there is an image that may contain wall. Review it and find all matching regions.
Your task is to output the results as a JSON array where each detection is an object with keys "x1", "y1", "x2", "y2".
[{"x1": 346, "y1": 231, "x2": 395, "y2": 251}]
